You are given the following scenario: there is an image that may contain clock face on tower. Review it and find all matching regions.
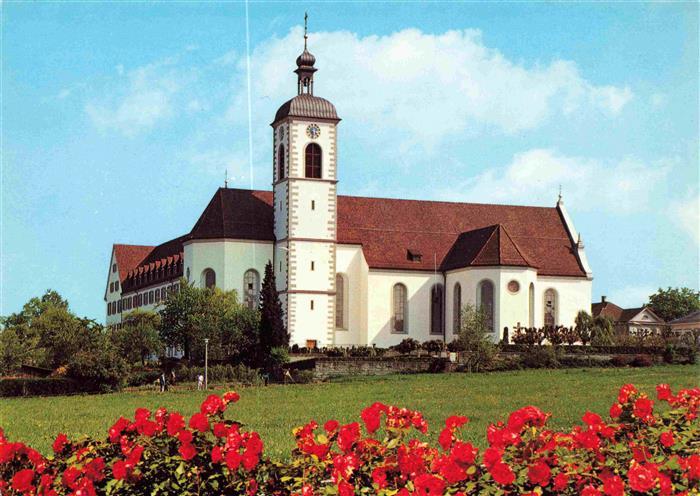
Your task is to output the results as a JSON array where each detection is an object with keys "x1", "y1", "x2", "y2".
[{"x1": 306, "y1": 124, "x2": 321, "y2": 139}]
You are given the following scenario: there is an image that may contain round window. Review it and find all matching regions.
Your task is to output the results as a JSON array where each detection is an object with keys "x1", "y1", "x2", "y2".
[{"x1": 508, "y1": 280, "x2": 520, "y2": 293}]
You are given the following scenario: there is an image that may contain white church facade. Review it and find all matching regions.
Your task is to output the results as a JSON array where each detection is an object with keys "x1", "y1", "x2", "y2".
[{"x1": 104, "y1": 34, "x2": 593, "y2": 349}]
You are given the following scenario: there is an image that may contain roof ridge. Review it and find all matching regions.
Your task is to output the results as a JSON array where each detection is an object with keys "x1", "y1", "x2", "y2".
[
  {"x1": 498, "y1": 224, "x2": 534, "y2": 267},
  {"x1": 471, "y1": 225, "x2": 499, "y2": 265}
]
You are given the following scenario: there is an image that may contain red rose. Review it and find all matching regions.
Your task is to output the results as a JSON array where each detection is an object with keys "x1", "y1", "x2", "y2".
[
  {"x1": 361, "y1": 404, "x2": 382, "y2": 434},
  {"x1": 603, "y1": 475, "x2": 624, "y2": 496},
  {"x1": 438, "y1": 427, "x2": 453, "y2": 451},
  {"x1": 337, "y1": 480, "x2": 355, "y2": 496},
  {"x1": 450, "y1": 441, "x2": 478, "y2": 465},
  {"x1": 52, "y1": 433, "x2": 68, "y2": 454},
  {"x1": 112, "y1": 460, "x2": 127, "y2": 480},
  {"x1": 490, "y1": 461, "x2": 515, "y2": 486},
  {"x1": 633, "y1": 398, "x2": 654, "y2": 422},
  {"x1": 178, "y1": 442, "x2": 197, "y2": 461},
  {"x1": 528, "y1": 460, "x2": 551, "y2": 487},
  {"x1": 687, "y1": 454, "x2": 700, "y2": 480},
  {"x1": 439, "y1": 459, "x2": 467, "y2": 484},
  {"x1": 11, "y1": 469, "x2": 34, "y2": 493},
  {"x1": 553, "y1": 473, "x2": 569, "y2": 491},
  {"x1": 660, "y1": 431, "x2": 674, "y2": 447},
  {"x1": 337, "y1": 423, "x2": 361, "y2": 452},
  {"x1": 189, "y1": 412, "x2": 209, "y2": 433},
  {"x1": 609, "y1": 403, "x2": 622, "y2": 418},
  {"x1": 223, "y1": 391, "x2": 240, "y2": 404},
  {"x1": 414, "y1": 473, "x2": 446, "y2": 495},
  {"x1": 656, "y1": 384, "x2": 672, "y2": 401},
  {"x1": 581, "y1": 485, "x2": 603, "y2": 496},
  {"x1": 62, "y1": 466, "x2": 81, "y2": 489},
  {"x1": 177, "y1": 430, "x2": 193, "y2": 444},
  {"x1": 582, "y1": 411, "x2": 603, "y2": 426},
  {"x1": 213, "y1": 422, "x2": 229, "y2": 438},
  {"x1": 446, "y1": 415, "x2": 469, "y2": 429},
  {"x1": 372, "y1": 467, "x2": 387, "y2": 489},
  {"x1": 225, "y1": 450, "x2": 242, "y2": 470},
  {"x1": 242, "y1": 449, "x2": 259, "y2": 471},
  {"x1": 211, "y1": 446, "x2": 223, "y2": 463},
  {"x1": 166, "y1": 413, "x2": 185, "y2": 436},
  {"x1": 324, "y1": 419, "x2": 339, "y2": 432},
  {"x1": 200, "y1": 395, "x2": 225, "y2": 415},
  {"x1": 628, "y1": 463, "x2": 656, "y2": 493},
  {"x1": 618, "y1": 384, "x2": 637, "y2": 404}
]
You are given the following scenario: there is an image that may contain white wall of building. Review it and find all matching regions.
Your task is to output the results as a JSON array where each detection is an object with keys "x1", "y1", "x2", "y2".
[
  {"x1": 184, "y1": 239, "x2": 273, "y2": 298},
  {"x1": 366, "y1": 269, "x2": 445, "y2": 348},
  {"x1": 105, "y1": 250, "x2": 122, "y2": 326},
  {"x1": 334, "y1": 244, "x2": 369, "y2": 346}
]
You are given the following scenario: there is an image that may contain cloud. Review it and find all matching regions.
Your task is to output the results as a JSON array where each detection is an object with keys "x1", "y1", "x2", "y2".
[
  {"x1": 606, "y1": 285, "x2": 656, "y2": 308},
  {"x1": 85, "y1": 59, "x2": 196, "y2": 137},
  {"x1": 230, "y1": 27, "x2": 633, "y2": 153},
  {"x1": 436, "y1": 148, "x2": 670, "y2": 213},
  {"x1": 668, "y1": 190, "x2": 699, "y2": 245}
]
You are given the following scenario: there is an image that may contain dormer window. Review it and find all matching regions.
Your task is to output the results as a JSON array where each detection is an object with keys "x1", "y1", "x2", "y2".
[{"x1": 407, "y1": 249, "x2": 422, "y2": 263}]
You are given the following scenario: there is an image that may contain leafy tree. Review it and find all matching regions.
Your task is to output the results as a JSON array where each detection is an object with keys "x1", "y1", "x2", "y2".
[
  {"x1": 453, "y1": 303, "x2": 497, "y2": 372},
  {"x1": 0, "y1": 289, "x2": 69, "y2": 329},
  {"x1": 113, "y1": 310, "x2": 163, "y2": 365},
  {"x1": 575, "y1": 310, "x2": 594, "y2": 346},
  {"x1": 258, "y1": 261, "x2": 288, "y2": 368},
  {"x1": 158, "y1": 279, "x2": 256, "y2": 365},
  {"x1": 648, "y1": 287, "x2": 700, "y2": 322},
  {"x1": 591, "y1": 315, "x2": 616, "y2": 346}
]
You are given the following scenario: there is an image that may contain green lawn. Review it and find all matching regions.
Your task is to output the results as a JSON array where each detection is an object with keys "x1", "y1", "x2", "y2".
[{"x1": 1, "y1": 365, "x2": 697, "y2": 458}]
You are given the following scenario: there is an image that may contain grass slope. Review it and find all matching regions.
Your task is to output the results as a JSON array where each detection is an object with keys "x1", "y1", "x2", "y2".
[{"x1": 1, "y1": 365, "x2": 697, "y2": 458}]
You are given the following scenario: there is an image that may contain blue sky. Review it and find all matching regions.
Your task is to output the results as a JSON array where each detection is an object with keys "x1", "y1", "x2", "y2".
[{"x1": 2, "y1": 1, "x2": 698, "y2": 320}]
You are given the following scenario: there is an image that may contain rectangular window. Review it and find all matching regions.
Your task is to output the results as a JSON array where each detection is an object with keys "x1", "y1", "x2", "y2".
[
  {"x1": 110, "y1": 282, "x2": 114, "y2": 293},
  {"x1": 310, "y1": 300, "x2": 314, "y2": 310},
  {"x1": 155, "y1": 289, "x2": 161, "y2": 302},
  {"x1": 112, "y1": 263, "x2": 117, "y2": 273},
  {"x1": 107, "y1": 303, "x2": 111, "y2": 316},
  {"x1": 311, "y1": 261, "x2": 315, "y2": 271},
  {"x1": 311, "y1": 200, "x2": 315, "y2": 210},
  {"x1": 115, "y1": 281, "x2": 119, "y2": 291},
  {"x1": 149, "y1": 291, "x2": 154, "y2": 304},
  {"x1": 306, "y1": 339, "x2": 317, "y2": 350}
]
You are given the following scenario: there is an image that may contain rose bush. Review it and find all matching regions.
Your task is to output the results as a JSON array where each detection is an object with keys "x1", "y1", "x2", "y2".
[{"x1": 1, "y1": 383, "x2": 698, "y2": 495}]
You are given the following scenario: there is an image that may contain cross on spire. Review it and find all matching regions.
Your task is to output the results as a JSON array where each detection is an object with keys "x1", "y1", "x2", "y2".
[
  {"x1": 304, "y1": 12, "x2": 308, "y2": 50},
  {"x1": 224, "y1": 170, "x2": 228, "y2": 189}
]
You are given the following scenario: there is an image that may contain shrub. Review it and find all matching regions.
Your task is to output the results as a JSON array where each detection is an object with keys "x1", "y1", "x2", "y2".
[
  {"x1": 0, "y1": 378, "x2": 92, "y2": 397},
  {"x1": 611, "y1": 354, "x2": 634, "y2": 367},
  {"x1": 421, "y1": 339, "x2": 444, "y2": 353},
  {"x1": 393, "y1": 338, "x2": 420, "y2": 354},
  {"x1": 125, "y1": 370, "x2": 162, "y2": 388},
  {"x1": 1, "y1": 384, "x2": 699, "y2": 495},
  {"x1": 290, "y1": 369, "x2": 315, "y2": 384},
  {"x1": 632, "y1": 354, "x2": 655, "y2": 367},
  {"x1": 522, "y1": 346, "x2": 560, "y2": 369}
]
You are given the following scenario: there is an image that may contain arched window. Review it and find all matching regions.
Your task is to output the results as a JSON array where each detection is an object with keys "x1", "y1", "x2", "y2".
[
  {"x1": 477, "y1": 280, "x2": 495, "y2": 332},
  {"x1": 528, "y1": 283, "x2": 535, "y2": 327},
  {"x1": 544, "y1": 288, "x2": 557, "y2": 327},
  {"x1": 335, "y1": 273, "x2": 346, "y2": 329},
  {"x1": 202, "y1": 268, "x2": 216, "y2": 289},
  {"x1": 243, "y1": 269, "x2": 260, "y2": 310},
  {"x1": 305, "y1": 143, "x2": 322, "y2": 178},
  {"x1": 277, "y1": 145, "x2": 285, "y2": 180},
  {"x1": 392, "y1": 283, "x2": 408, "y2": 333},
  {"x1": 430, "y1": 284, "x2": 444, "y2": 334},
  {"x1": 453, "y1": 283, "x2": 462, "y2": 332}
]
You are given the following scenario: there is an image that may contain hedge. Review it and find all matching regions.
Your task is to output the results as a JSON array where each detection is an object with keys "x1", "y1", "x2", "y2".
[{"x1": 0, "y1": 378, "x2": 94, "y2": 398}]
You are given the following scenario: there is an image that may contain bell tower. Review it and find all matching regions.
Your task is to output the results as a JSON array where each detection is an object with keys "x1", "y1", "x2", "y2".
[{"x1": 271, "y1": 15, "x2": 341, "y2": 348}]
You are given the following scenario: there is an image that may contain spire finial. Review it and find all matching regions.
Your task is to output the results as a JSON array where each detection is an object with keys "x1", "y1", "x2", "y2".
[
  {"x1": 558, "y1": 184, "x2": 562, "y2": 202},
  {"x1": 224, "y1": 170, "x2": 228, "y2": 189},
  {"x1": 304, "y1": 12, "x2": 308, "y2": 50}
]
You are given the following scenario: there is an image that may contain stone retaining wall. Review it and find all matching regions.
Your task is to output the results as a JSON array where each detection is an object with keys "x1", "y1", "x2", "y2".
[{"x1": 310, "y1": 356, "x2": 447, "y2": 380}]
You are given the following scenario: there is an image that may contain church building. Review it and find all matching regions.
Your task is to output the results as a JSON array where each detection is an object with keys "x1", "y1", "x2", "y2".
[{"x1": 104, "y1": 30, "x2": 593, "y2": 349}]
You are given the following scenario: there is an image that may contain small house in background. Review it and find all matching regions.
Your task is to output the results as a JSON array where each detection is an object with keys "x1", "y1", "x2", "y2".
[
  {"x1": 591, "y1": 296, "x2": 665, "y2": 335},
  {"x1": 667, "y1": 311, "x2": 700, "y2": 344}
]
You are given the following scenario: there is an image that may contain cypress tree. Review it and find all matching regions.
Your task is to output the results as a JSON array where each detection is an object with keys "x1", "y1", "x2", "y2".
[{"x1": 258, "y1": 261, "x2": 288, "y2": 359}]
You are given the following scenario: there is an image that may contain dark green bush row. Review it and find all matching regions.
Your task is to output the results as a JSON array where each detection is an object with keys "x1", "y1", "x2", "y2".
[{"x1": 0, "y1": 378, "x2": 95, "y2": 397}]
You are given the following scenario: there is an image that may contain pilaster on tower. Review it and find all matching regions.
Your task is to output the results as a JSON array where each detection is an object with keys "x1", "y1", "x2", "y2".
[{"x1": 271, "y1": 16, "x2": 341, "y2": 347}]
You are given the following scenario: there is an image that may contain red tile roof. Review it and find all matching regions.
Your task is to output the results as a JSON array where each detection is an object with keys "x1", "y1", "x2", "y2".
[
  {"x1": 184, "y1": 188, "x2": 587, "y2": 278},
  {"x1": 113, "y1": 244, "x2": 155, "y2": 282},
  {"x1": 114, "y1": 188, "x2": 589, "y2": 283},
  {"x1": 591, "y1": 301, "x2": 664, "y2": 323}
]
